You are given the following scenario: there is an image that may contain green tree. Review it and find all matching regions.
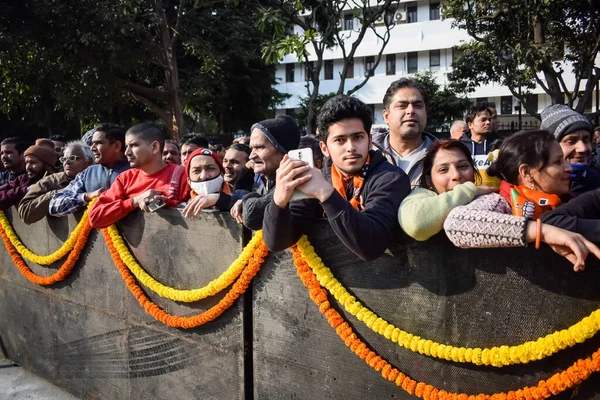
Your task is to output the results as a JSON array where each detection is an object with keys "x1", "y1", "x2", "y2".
[
  {"x1": 444, "y1": 0, "x2": 600, "y2": 118},
  {"x1": 294, "y1": 92, "x2": 336, "y2": 132},
  {"x1": 414, "y1": 71, "x2": 472, "y2": 133},
  {"x1": 0, "y1": 0, "x2": 281, "y2": 139},
  {"x1": 254, "y1": 0, "x2": 398, "y2": 134}
]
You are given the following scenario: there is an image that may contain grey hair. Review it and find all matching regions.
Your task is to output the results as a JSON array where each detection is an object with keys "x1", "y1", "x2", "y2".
[{"x1": 65, "y1": 140, "x2": 94, "y2": 162}]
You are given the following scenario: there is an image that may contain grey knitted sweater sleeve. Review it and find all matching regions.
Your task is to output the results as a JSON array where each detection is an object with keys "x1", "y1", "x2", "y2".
[{"x1": 443, "y1": 193, "x2": 528, "y2": 248}]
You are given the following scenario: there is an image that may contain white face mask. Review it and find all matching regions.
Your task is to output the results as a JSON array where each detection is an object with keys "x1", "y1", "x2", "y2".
[{"x1": 190, "y1": 174, "x2": 224, "y2": 195}]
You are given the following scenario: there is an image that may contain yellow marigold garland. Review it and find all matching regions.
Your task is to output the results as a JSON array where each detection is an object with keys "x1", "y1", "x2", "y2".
[
  {"x1": 297, "y1": 236, "x2": 600, "y2": 368},
  {"x1": 291, "y1": 243, "x2": 600, "y2": 399},
  {"x1": 107, "y1": 225, "x2": 264, "y2": 302},
  {"x1": 0, "y1": 208, "x2": 89, "y2": 265}
]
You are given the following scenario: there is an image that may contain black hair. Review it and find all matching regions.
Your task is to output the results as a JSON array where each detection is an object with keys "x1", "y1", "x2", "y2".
[
  {"x1": 382, "y1": 78, "x2": 429, "y2": 110},
  {"x1": 465, "y1": 106, "x2": 492, "y2": 124},
  {"x1": 420, "y1": 140, "x2": 481, "y2": 192},
  {"x1": 180, "y1": 134, "x2": 209, "y2": 148},
  {"x1": 126, "y1": 123, "x2": 165, "y2": 150},
  {"x1": 299, "y1": 136, "x2": 324, "y2": 162},
  {"x1": 49, "y1": 135, "x2": 67, "y2": 144},
  {"x1": 487, "y1": 130, "x2": 556, "y2": 184},
  {"x1": 94, "y1": 123, "x2": 126, "y2": 149},
  {"x1": 0, "y1": 137, "x2": 27, "y2": 154},
  {"x1": 165, "y1": 139, "x2": 180, "y2": 149},
  {"x1": 317, "y1": 95, "x2": 373, "y2": 142},
  {"x1": 229, "y1": 143, "x2": 251, "y2": 157}
]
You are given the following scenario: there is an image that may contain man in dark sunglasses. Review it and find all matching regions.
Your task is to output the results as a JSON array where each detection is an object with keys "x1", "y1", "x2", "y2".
[{"x1": 18, "y1": 141, "x2": 93, "y2": 224}]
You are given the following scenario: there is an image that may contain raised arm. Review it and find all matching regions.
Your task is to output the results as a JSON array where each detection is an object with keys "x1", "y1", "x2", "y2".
[{"x1": 399, "y1": 183, "x2": 477, "y2": 241}]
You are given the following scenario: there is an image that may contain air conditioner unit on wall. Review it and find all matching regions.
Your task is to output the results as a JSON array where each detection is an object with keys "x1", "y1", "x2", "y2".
[
  {"x1": 375, "y1": 15, "x2": 385, "y2": 25},
  {"x1": 395, "y1": 11, "x2": 407, "y2": 23}
]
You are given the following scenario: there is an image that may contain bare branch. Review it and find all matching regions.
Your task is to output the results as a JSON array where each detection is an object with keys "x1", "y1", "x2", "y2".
[
  {"x1": 123, "y1": 89, "x2": 171, "y2": 124},
  {"x1": 116, "y1": 78, "x2": 171, "y2": 102}
]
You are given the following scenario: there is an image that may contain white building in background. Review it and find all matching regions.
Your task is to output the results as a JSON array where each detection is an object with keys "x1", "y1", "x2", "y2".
[{"x1": 273, "y1": 0, "x2": 599, "y2": 132}]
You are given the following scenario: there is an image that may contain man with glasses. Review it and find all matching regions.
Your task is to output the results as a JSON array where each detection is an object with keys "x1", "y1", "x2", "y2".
[
  {"x1": 49, "y1": 123, "x2": 130, "y2": 217},
  {"x1": 18, "y1": 141, "x2": 93, "y2": 224}
]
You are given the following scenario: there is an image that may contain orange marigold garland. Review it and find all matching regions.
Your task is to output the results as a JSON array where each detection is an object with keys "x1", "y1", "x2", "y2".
[
  {"x1": 0, "y1": 214, "x2": 94, "y2": 285},
  {"x1": 102, "y1": 227, "x2": 269, "y2": 328},
  {"x1": 290, "y1": 245, "x2": 600, "y2": 399}
]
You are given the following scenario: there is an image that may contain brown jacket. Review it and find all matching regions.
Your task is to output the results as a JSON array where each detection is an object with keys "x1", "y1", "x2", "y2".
[{"x1": 18, "y1": 172, "x2": 72, "y2": 224}]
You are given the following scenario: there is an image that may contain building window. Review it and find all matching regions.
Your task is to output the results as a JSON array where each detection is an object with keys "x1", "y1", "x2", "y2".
[
  {"x1": 407, "y1": 52, "x2": 418, "y2": 74},
  {"x1": 324, "y1": 60, "x2": 334, "y2": 80},
  {"x1": 429, "y1": 3, "x2": 440, "y2": 20},
  {"x1": 285, "y1": 64, "x2": 295, "y2": 82},
  {"x1": 525, "y1": 94, "x2": 538, "y2": 113},
  {"x1": 429, "y1": 50, "x2": 440, "y2": 69},
  {"x1": 407, "y1": 6, "x2": 418, "y2": 23},
  {"x1": 285, "y1": 108, "x2": 295, "y2": 116},
  {"x1": 364, "y1": 56, "x2": 375, "y2": 77},
  {"x1": 475, "y1": 97, "x2": 488, "y2": 106},
  {"x1": 386, "y1": 54, "x2": 396, "y2": 75},
  {"x1": 305, "y1": 62, "x2": 314, "y2": 81},
  {"x1": 384, "y1": 9, "x2": 395, "y2": 25},
  {"x1": 345, "y1": 58, "x2": 354, "y2": 79},
  {"x1": 344, "y1": 14, "x2": 353, "y2": 30},
  {"x1": 500, "y1": 96, "x2": 513, "y2": 115}
]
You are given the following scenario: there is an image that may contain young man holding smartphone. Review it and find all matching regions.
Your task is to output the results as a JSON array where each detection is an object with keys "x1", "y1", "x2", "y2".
[
  {"x1": 263, "y1": 95, "x2": 411, "y2": 261},
  {"x1": 88, "y1": 123, "x2": 189, "y2": 229}
]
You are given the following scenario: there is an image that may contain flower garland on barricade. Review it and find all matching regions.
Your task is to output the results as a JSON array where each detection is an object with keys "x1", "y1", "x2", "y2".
[
  {"x1": 296, "y1": 236, "x2": 600, "y2": 368},
  {"x1": 0, "y1": 209, "x2": 89, "y2": 265},
  {"x1": 0, "y1": 207, "x2": 94, "y2": 285},
  {"x1": 107, "y1": 225, "x2": 263, "y2": 302},
  {"x1": 103, "y1": 227, "x2": 268, "y2": 328},
  {"x1": 291, "y1": 243, "x2": 600, "y2": 399}
]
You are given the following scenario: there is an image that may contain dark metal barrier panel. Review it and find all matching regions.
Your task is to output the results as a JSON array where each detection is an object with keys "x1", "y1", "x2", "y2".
[
  {"x1": 0, "y1": 208, "x2": 245, "y2": 400},
  {"x1": 253, "y1": 221, "x2": 600, "y2": 399},
  {"x1": 3, "y1": 209, "x2": 600, "y2": 399}
]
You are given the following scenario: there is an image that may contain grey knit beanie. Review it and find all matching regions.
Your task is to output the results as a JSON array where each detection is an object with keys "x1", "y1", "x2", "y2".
[
  {"x1": 540, "y1": 104, "x2": 593, "y2": 141},
  {"x1": 251, "y1": 115, "x2": 301, "y2": 154}
]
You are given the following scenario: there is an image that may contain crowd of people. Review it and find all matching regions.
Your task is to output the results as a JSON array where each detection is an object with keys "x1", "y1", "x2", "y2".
[{"x1": 1, "y1": 77, "x2": 600, "y2": 270}]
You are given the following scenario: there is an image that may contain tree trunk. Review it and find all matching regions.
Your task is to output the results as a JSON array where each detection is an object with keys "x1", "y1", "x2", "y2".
[{"x1": 156, "y1": 0, "x2": 184, "y2": 140}]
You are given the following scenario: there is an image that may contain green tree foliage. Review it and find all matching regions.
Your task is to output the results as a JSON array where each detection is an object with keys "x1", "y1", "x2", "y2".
[
  {"x1": 0, "y1": 0, "x2": 280, "y2": 139},
  {"x1": 294, "y1": 92, "x2": 336, "y2": 131},
  {"x1": 253, "y1": 0, "x2": 398, "y2": 134},
  {"x1": 444, "y1": 0, "x2": 600, "y2": 118},
  {"x1": 414, "y1": 71, "x2": 472, "y2": 133}
]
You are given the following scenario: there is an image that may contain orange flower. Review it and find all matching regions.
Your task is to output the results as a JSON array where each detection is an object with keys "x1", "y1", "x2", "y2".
[
  {"x1": 290, "y1": 245, "x2": 600, "y2": 400},
  {"x1": 102, "y1": 228, "x2": 268, "y2": 328},
  {"x1": 0, "y1": 216, "x2": 93, "y2": 285}
]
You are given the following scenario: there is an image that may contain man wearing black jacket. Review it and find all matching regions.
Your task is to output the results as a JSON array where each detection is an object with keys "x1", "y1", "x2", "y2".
[{"x1": 262, "y1": 95, "x2": 411, "y2": 261}]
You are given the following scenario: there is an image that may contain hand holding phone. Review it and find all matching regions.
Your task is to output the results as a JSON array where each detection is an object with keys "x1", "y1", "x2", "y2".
[
  {"x1": 147, "y1": 198, "x2": 166, "y2": 212},
  {"x1": 287, "y1": 148, "x2": 314, "y2": 202}
]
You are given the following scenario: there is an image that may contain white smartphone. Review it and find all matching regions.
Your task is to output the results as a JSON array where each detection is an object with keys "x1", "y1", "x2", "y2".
[
  {"x1": 147, "y1": 198, "x2": 166, "y2": 212},
  {"x1": 288, "y1": 148, "x2": 314, "y2": 202}
]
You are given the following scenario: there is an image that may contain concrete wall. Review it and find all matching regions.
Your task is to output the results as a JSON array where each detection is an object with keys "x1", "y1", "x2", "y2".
[{"x1": 1, "y1": 209, "x2": 600, "y2": 398}]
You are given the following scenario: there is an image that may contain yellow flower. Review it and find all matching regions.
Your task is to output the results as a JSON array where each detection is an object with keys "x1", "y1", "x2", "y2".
[
  {"x1": 0, "y1": 204, "x2": 93, "y2": 265},
  {"x1": 107, "y1": 225, "x2": 263, "y2": 302},
  {"x1": 296, "y1": 235, "x2": 600, "y2": 367}
]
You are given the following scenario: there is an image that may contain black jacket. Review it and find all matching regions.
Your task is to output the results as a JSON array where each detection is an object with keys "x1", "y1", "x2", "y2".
[
  {"x1": 540, "y1": 188, "x2": 600, "y2": 243},
  {"x1": 262, "y1": 150, "x2": 411, "y2": 261},
  {"x1": 241, "y1": 175, "x2": 276, "y2": 230},
  {"x1": 459, "y1": 132, "x2": 501, "y2": 156}
]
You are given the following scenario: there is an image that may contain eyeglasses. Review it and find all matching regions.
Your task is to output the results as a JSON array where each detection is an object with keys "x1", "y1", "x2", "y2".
[{"x1": 59, "y1": 155, "x2": 82, "y2": 163}]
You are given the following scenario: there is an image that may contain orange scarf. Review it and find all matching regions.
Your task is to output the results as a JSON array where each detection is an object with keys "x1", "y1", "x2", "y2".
[
  {"x1": 508, "y1": 185, "x2": 561, "y2": 220},
  {"x1": 331, "y1": 154, "x2": 370, "y2": 211}
]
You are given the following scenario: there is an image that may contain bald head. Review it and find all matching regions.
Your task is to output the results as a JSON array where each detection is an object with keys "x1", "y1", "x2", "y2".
[{"x1": 450, "y1": 121, "x2": 467, "y2": 140}]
